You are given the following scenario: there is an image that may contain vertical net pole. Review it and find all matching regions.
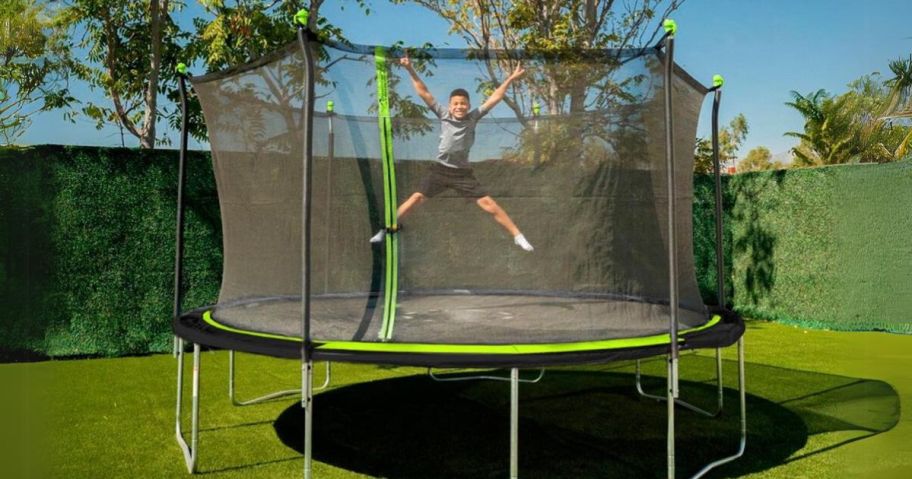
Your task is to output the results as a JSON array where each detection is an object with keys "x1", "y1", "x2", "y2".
[
  {"x1": 711, "y1": 88, "x2": 726, "y2": 305},
  {"x1": 172, "y1": 71, "x2": 190, "y2": 356},
  {"x1": 296, "y1": 13, "x2": 316, "y2": 479},
  {"x1": 374, "y1": 46, "x2": 400, "y2": 341},
  {"x1": 661, "y1": 22, "x2": 679, "y2": 479},
  {"x1": 663, "y1": 29, "x2": 680, "y2": 392},
  {"x1": 324, "y1": 101, "x2": 335, "y2": 293},
  {"x1": 296, "y1": 18, "x2": 315, "y2": 372}
]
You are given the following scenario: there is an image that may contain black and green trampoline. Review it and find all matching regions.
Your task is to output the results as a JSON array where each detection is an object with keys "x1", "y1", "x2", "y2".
[{"x1": 172, "y1": 14, "x2": 745, "y2": 479}]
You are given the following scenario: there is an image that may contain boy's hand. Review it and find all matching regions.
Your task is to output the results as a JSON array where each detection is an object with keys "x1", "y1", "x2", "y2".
[
  {"x1": 508, "y1": 65, "x2": 525, "y2": 80},
  {"x1": 399, "y1": 55, "x2": 412, "y2": 69}
]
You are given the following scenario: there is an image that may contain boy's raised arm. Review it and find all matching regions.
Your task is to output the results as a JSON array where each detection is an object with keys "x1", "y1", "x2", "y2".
[
  {"x1": 481, "y1": 64, "x2": 525, "y2": 112},
  {"x1": 399, "y1": 55, "x2": 437, "y2": 108}
]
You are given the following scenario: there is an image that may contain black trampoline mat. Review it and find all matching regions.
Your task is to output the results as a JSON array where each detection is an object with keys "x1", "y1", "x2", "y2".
[{"x1": 210, "y1": 292, "x2": 708, "y2": 345}]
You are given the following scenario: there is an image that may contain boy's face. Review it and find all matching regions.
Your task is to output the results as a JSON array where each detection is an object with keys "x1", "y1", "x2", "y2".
[{"x1": 449, "y1": 95, "x2": 470, "y2": 119}]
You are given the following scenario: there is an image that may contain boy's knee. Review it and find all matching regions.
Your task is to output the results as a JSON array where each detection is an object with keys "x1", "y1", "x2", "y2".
[{"x1": 476, "y1": 196, "x2": 497, "y2": 210}]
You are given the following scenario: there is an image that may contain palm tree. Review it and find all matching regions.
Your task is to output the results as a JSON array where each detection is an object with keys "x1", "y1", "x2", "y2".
[
  {"x1": 878, "y1": 55, "x2": 912, "y2": 158},
  {"x1": 785, "y1": 90, "x2": 859, "y2": 165}
]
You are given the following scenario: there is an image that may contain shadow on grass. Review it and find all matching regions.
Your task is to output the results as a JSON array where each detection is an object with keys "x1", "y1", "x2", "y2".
[{"x1": 269, "y1": 362, "x2": 898, "y2": 479}]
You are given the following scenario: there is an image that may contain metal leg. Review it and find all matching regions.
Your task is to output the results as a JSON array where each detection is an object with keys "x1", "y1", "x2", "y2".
[
  {"x1": 667, "y1": 355, "x2": 676, "y2": 479},
  {"x1": 690, "y1": 338, "x2": 747, "y2": 478},
  {"x1": 229, "y1": 351, "x2": 332, "y2": 406},
  {"x1": 302, "y1": 359, "x2": 314, "y2": 479},
  {"x1": 176, "y1": 340, "x2": 200, "y2": 473},
  {"x1": 510, "y1": 368, "x2": 519, "y2": 479},
  {"x1": 635, "y1": 349, "x2": 724, "y2": 417},
  {"x1": 428, "y1": 368, "x2": 544, "y2": 384}
]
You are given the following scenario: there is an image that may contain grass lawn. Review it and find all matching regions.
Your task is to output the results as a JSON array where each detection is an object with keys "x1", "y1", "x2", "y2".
[{"x1": 1, "y1": 319, "x2": 909, "y2": 478}]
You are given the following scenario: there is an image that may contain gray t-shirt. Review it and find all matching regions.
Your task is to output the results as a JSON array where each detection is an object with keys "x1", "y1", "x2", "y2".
[{"x1": 431, "y1": 101, "x2": 489, "y2": 168}]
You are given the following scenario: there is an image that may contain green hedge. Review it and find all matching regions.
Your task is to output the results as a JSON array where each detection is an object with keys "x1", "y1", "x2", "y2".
[
  {"x1": 727, "y1": 161, "x2": 912, "y2": 333},
  {"x1": 0, "y1": 146, "x2": 221, "y2": 356},
  {"x1": 2, "y1": 146, "x2": 909, "y2": 357}
]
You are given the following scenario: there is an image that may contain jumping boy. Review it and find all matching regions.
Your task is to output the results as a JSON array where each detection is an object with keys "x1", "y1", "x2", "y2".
[{"x1": 369, "y1": 54, "x2": 534, "y2": 252}]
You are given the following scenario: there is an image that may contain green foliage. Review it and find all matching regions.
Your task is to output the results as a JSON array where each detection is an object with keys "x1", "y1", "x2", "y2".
[
  {"x1": 785, "y1": 89, "x2": 861, "y2": 166},
  {"x1": 728, "y1": 160, "x2": 912, "y2": 333},
  {"x1": 60, "y1": 0, "x2": 188, "y2": 148},
  {"x1": 737, "y1": 146, "x2": 782, "y2": 173},
  {"x1": 394, "y1": 0, "x2": 684, "y2": 165},
  {"x1": 694, "y1": 113, "x2": 749, "y2": 174},
  {"x1": 0, "y1": 146, "x2": 221, "y2": 356},
  {"x1": 692, "y1": 173, "x2": 733, "y2": 306},
  {"x1": 786, "y1": 61, "x2": 912, "y2": 166},
  {"x1": 175, "y1": 1, "x2": 369, "y2": 142},
  {"x1": 0, "y1": 0, "x2": 74, "y2": 144}
]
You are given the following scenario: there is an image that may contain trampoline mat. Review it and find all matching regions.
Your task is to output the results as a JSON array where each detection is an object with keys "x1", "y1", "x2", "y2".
[{"x1": 209, "y1": 292, "x2": 709, "y2": 345}]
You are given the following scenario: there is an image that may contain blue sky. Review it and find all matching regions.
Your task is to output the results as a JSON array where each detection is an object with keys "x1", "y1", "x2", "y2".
[{"x1": 21, "y1": 0, "x2": 912, "y2": 158}]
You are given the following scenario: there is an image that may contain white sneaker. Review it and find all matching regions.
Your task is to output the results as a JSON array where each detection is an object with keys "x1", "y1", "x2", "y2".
[
  {"x1": 369, "y1": 229, "x2": 385, "y2": 243},
  {"x1": 514, "y1": 233, "x2": 534, "y2": 252}
]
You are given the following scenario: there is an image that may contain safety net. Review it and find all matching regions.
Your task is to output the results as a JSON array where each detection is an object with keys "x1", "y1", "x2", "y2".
[{"x1": 191, "y1": 37, "x2": 711, "y2": 348}]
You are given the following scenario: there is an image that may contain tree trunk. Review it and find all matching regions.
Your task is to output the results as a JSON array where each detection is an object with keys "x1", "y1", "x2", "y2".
[{"x1": 139, "y1": 0, "x2": 166, "y2": 149}]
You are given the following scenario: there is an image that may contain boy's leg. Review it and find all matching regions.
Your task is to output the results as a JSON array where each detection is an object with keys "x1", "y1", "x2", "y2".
[
  {"x1": 476, "y1": 196, "x2": 520, "y2": 236},
  {"x1": 370, "y1": 192, "x2": 427, "y2": 243},
  {"x1": 397, "y1": 192, "x2": 426, "y2": 220},
  {"x1": 475, "y1": 196, "x2": 534, "y2": 251}
]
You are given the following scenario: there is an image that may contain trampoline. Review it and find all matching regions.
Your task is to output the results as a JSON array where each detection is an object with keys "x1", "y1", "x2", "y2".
[{"x1": 172, "y1": 12, "x2": 745, "y2": 479}]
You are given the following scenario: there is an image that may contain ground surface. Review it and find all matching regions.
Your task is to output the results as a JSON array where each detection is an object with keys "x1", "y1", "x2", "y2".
[{"x1": 0, "y1": 320, "x2": 909, "y2": 478}]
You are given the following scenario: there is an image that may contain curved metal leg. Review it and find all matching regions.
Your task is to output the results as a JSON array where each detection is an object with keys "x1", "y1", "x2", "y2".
[
  {"x1": 428, "y1": 368, "x2": 545, "y2": 384},
  {"x1": 690, "y1": 338, "x2": 746, "y2": 478},
  {"x1": 175, "y1": 340, "x2": 200, "y2": 473},
  {"x1": 636, "y1": 349, "x2": 723, "y2": 417},
  {"x1": 229, "y1": 351, "x2": 331, "y2": 405}
]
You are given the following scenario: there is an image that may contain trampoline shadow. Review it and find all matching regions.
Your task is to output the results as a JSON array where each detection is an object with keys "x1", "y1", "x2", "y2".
[{"x1": 270, "y1": 364, "x2": 897, "y2": 479}]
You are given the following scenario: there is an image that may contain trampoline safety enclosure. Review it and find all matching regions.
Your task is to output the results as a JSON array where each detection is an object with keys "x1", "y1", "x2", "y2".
[{"x1": 172, "y1": 13, "x2": 745, "y2": 479}]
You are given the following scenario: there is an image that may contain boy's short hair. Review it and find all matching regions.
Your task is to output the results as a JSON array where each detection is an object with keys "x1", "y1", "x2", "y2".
[{"x1": 449, "y1": 88, "x2": 470, "y2": 101}]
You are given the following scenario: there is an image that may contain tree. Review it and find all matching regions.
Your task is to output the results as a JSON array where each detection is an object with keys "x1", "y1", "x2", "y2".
[
  {"x1": 785, "y1": 62, "x2": 912, "y2": 167},
  {"x1": 784, "y1": 89, "x2": 859, "y2": 166},
  {"x1": 178, "y1": 1, "x2": 369, "y2": 141},
  {"x1": 191, "y1": 0, "x2": 334, "y2": 71},
  {"x1": 694, "y1": 113, "x2": 748, "y2": 174},
  {"x1": 869, "y1": 55, "x2": 912, "y2": 159},
  {"x1": 60, "y1": 1, "x2": 186, "y2": 149},
  {"x1": 737, "y1": 146, "x2": 782, "y2": 173},
  {"x1": 392, "y1": 0, "x2": 686, "y2": 165},
  {"x1": 395, "y1": 0, "x2": 683, "y2": 115},
  {"x1": 0, "y1": 0, "x2": 73, "y2": 144}
]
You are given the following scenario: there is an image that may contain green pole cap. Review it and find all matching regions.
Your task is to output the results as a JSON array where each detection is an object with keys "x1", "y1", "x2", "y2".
[
  {"x1": 176, "y1": 63, "x2": 188, "y2": 75},
  {"x1": 294, "y1": 9, "x2": 310, "y2": 27},
  {"x1": 532, "y1": 102, "x2": 540, "y2": 115},
  {"x1": 712, "y1": 74, "x2": 725, "y2": 88},
  {"x1": 326, "y1": 100, "x2": 334, "y2": 112},
  {"x1": 663, "y1": 19, "x2": 677, "y2": 36}
]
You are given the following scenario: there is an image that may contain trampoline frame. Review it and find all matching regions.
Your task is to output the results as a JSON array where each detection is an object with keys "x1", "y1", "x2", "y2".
[{"x1": 172, "y1": 16, "x2": 746, "y2": 479}]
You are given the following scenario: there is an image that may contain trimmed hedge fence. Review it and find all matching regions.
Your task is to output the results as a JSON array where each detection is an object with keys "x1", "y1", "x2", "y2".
[{"x1": 1, "y1": 146, "x2": 909, "y2": 357}]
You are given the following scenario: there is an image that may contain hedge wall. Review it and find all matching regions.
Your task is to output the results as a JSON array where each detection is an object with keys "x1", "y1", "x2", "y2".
[
  {"x1": 727, "y1": 161, "x2": 912, "y2": 333},
  {"x1": 0, "y1": 146, "x2": 221, "y2": 356},
  {"x1": 1, "y1": 146, "x2": 908, "y2": 357}
]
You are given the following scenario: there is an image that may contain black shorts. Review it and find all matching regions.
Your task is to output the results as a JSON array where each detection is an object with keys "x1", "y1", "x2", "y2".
[{"x1": 418, "y1": 162, "x2": 487, "y2": 199}]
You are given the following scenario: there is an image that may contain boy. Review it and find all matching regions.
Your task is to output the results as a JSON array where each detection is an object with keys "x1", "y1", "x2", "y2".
[{"x1": 370, "y1": 54, "x2": 534, "y2": 252}]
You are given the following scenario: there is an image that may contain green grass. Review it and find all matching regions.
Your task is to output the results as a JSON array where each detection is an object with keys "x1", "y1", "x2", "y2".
[{"x1": 1, "y1": 320, "x2": 909, "y2": 478}]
